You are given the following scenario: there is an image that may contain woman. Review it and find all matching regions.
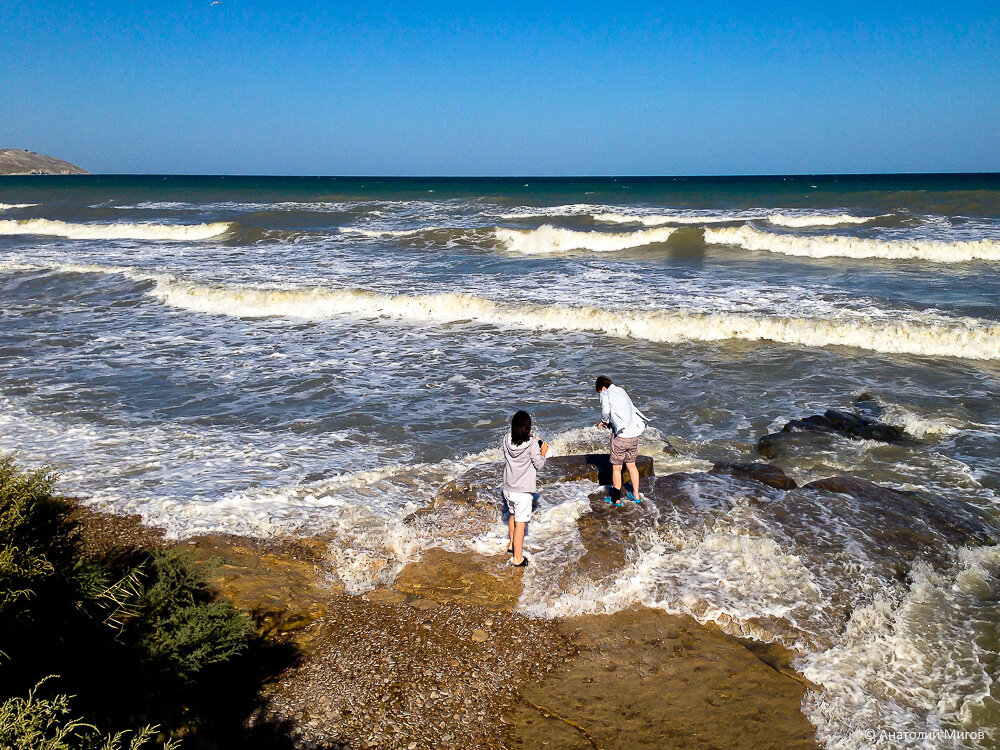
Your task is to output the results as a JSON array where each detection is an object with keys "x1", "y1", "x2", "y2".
[{"x1": 501, "y1": 410, "x2": 549, "y2": 567}]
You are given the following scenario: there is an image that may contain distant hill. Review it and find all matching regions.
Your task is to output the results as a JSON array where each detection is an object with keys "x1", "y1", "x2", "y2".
[{"x1": 0, "y1": 149, "x2": 88, "y2": 175}]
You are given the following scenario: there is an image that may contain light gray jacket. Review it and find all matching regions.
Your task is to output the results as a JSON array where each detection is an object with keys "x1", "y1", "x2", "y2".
[{"x1": 502, "y1": 432, "x2": 546, "y2": 493}]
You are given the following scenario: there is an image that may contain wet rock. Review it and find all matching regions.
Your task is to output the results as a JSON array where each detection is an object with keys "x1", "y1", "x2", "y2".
[
  {"x1": 709, "y1": 461, "x2": 797, "y2": 490},
  {"x1": 508, "y1": 607, "x2": 819, "y2": 750},
  {"x1": 756, "y1": 409, "x2": 910, "y2": 458},
  {"x1": 429, "y1": 454, "x2": 656, "y2": 510},
  {"x1": 183, "y1": 534, "x2": 340, "y2": 644}
]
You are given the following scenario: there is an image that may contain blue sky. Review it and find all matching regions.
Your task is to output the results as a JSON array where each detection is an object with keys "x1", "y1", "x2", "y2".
[{"x1": 2, "y1": 1, "x2": 998, "y2": 175}]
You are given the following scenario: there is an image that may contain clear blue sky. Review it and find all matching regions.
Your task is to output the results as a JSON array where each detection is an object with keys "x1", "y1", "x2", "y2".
[{"x1": 2, "y1": 1, "x2": 998, "y2": 175}]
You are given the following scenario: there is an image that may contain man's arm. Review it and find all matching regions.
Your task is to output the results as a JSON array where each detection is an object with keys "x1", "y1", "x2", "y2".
[{"x1": 598, "y1": 391, "x2": 612, "y2": 428}]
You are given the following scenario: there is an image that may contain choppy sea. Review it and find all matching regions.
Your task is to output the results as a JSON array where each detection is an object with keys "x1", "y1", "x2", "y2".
[{"x1": 1, "y1": 174, "x2": 999, "y2": 748}]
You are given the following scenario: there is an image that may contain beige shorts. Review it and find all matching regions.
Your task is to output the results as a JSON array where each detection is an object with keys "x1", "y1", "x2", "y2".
[
  {"x1": 503, "y1": 489, "x2": 534, "y2": 523},
  {"x1": 610, "y1": 436, "x2": 639, "y2": 465}
]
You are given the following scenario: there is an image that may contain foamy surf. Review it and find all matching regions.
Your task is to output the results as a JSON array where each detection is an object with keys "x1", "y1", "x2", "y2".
[
  {"x1": 0, "y1": 218, "x2": 232, "y2": 241},
  {"x1": 149, "y1": 278, "x2": 1000, "y2": 359},
  {"x1": 494, "y1": 224, "x2": 677, "y2": 253},
  {"x1": 705, "y1": 224, "x2": 1000, "y2": 262},
  {"x1": 0, "y1": 202, "x2": 38, "y2": 210}
]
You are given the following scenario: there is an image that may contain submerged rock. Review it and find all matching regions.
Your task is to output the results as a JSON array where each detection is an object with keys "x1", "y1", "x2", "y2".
[
  {"x1": 710, "y1": 461, "x2": 798, "y2": 490},
  {"x1": 801, "y1": 475, "x2": 998, "y2": 551}
]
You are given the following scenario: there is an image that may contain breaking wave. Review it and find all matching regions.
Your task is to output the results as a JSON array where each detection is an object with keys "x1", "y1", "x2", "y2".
[
  {"x1": 705, "y1": 224, "x2": 1000, "y2": 262},
  {"x1": 0, "y1": 202, "x2": 38, "y2": 210},
  {"x1": 494, "y1": 224, "x2": 677, "y2": 253},
  {"x1": 766, "y1": 213, "x2": 880, "y2": 227},
  {"x1": 592, "y1": 212, "x2": 754, "y2": 226},
  {"x1": 148, "y1": 279, "x2": 1000, "y2": 360},
  {"x1": 0, "y1": 218, "x2": 232, "y2": 241}
]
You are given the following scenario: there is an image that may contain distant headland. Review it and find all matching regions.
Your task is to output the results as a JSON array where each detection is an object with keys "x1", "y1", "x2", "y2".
[{"x1": 0, "y1": 148, "x2": 88, "y2": 175}]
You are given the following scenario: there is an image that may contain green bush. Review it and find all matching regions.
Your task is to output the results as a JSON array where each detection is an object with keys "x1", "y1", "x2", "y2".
[
  {"x1": 126, "y1": 550, "x2": 254, "y2": 685},
  {"x1": 0, "y1": 458, "x2": 72, "y2": 619},
  {"x1": 0, "y1": 456, "x2": 255, "y2": 743},
  {"x1": 0, "y1": 679, "x2": 178, "y2": 750}
]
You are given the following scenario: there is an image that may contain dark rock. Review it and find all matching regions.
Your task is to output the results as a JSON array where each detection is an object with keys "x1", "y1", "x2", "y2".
[
  {"x1": 709, "y1": 462, "x2": 797, "y2": 490},
  {"x1": 757, "y1": 408, "x2": 910, "y2": 457}
]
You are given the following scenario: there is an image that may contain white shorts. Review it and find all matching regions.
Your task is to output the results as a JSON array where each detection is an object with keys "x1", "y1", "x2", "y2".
[{"x1": 503, "y1": 489, "x2": 534, "y2": 523}]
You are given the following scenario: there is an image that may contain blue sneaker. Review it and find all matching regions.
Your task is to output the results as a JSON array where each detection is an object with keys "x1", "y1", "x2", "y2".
[
  {"x1": 604, "y1": 496, "x2": 623, "y2": 507},
  {"x1": 627, "y1": 491, "x2": 643, "y2": 504}
]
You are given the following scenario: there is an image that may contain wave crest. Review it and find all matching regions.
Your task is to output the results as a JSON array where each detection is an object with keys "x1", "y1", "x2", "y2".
[
  {"x1": 149, "y1": 279, "x2": 1000, "y2": 360},
  {"x1": 766, "y1": 213, "x2": 879, "y2": 227},
  {"x1": 705, "y1": 224, "x2": 1000, "y2": 262},
  {"x1": 0, "y1": 218, "x2": 232, "y2": 241},
  {"x1": 494, "y1": 224, "x2": 676, "y2": 253}
]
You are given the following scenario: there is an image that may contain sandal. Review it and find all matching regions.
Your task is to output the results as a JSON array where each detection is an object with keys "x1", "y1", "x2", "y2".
[{"x1": 511, "y1": 557, "x2": 529, "y2": 567}]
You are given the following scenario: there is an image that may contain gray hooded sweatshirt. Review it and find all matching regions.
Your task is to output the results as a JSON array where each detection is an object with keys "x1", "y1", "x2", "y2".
[{"x1": 502, "y1": 432, "x2": 546, "y2": 493}]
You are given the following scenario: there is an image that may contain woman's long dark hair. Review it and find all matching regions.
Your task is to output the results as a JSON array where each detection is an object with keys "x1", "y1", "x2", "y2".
[{"x1": 511, "y1": 410, "x2": 532, "y2": 446}]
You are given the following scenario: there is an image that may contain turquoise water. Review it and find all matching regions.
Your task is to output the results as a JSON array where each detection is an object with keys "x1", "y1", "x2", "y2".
[{"x1": 1, "y1": 174, "x2": 999, "y2": 748}]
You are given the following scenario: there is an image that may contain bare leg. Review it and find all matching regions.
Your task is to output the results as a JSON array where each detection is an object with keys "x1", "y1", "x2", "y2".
[
  {"x1": 508, "y1": 514, "x2": 515, "y2": 551},
  {"x1": 612, "y1": 464, "x2": 623, "y2": 491},
  {"x1": 626, "y1": 461, "x2": 641, "y2": 498},
  {"x1": 512, "y1": 521, "x2": 527, "y2": 564}
]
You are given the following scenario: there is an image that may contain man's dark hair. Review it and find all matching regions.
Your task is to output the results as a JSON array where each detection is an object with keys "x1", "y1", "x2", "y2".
[
  {"x1": 511, "y1": 410, "x2": 532, "y2": 446},
  {"x1": 595, "y1": 375, "x2": 613, "y2": 393}
]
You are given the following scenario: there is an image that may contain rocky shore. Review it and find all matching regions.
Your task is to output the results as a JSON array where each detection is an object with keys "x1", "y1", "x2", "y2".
[{"x1": 69, "y1": 454, "x2": 828, "y2": 749}]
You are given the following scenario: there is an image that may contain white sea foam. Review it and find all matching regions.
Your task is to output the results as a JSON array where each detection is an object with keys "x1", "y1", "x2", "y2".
[
  {"x1": 149, "y1": 279, "x2": 1000, "y2": 360},
  {"x1": 0, "y1": 202, "x2": 38, "y2": 210},
  {"x1": 878, "y1": 403, "x2": 962, "y2": 438},
  {"x1": 705, "y1": 224, "x2": 1000, "y2": 262},
  {"x1": 0, "y1": 218, "x2": 232, "y2": 241},
  {"x1": 766, "y1": 213, "x2": 879, "y2": 227},
  {"x1": 799, "y1": 546, "x2": 1000, "y2": 750},
  {"x1": 494, "y1": 224, "x2": 676, "y2": 253},
  {"x1": 339, "y1": 227, "x2": 431, "y2": 238}
]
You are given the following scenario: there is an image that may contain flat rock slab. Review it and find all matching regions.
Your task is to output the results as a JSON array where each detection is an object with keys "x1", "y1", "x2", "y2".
[
  {"x1": 432, "y1": 454, "x2": 655, "y2": 509},
  {"x1": 508, "y1": 607, "x2": 819, "y2": 750},
  {"x1": 182, "y1": 534, "x2": 341, "y2": 645},
  {"x1": 392, "y1": 548, "x2": 524, "y2": 611}
]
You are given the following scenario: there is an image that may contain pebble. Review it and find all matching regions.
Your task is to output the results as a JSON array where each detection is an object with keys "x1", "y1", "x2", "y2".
[{"x1": 471, "y1": 629, "x2": 488, "y2": 642}]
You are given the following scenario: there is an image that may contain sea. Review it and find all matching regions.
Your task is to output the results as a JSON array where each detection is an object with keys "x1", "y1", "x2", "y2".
[{"x1": 1, "y1": 174, "x2": 999, "y2": 748}]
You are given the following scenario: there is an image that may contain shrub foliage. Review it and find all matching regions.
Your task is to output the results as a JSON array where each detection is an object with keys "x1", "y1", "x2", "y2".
[{"x1": 0, "y1": 455, "x2": 254, "y2": 746}]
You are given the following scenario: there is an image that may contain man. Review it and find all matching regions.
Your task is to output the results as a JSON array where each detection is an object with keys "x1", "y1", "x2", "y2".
[{"x1": 595, "y1": 375, "x2": 648, "y2": 505}]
